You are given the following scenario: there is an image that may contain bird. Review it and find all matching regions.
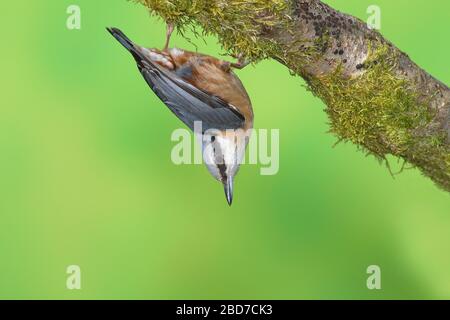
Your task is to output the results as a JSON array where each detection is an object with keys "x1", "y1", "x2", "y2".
[{"x1": 107, "y1": 26, "x2": 253, "y2": 206}]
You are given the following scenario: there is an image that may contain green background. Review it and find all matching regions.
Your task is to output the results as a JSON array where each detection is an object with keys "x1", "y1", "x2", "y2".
[{"x1": 0, "y1": 0, "x2": 449, "y2": 299}]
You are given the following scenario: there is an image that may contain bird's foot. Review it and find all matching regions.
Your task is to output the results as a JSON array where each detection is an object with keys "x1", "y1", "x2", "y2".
[
  {"x1": 163, "y1": 23, "x2": 174, "y2": 52},
  {"x1": 230, "y1": 53, "x2": 250, "y2": 70}
]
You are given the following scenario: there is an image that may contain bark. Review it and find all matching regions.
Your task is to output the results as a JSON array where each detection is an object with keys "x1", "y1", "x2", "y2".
[{"x1": 135, "y1": 0, "x2": 450, "y2": 191}]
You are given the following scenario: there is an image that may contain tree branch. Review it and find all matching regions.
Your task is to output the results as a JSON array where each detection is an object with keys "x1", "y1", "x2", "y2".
[{"x1": 134, "y1": 0, "x2": 450, "y2": 191}]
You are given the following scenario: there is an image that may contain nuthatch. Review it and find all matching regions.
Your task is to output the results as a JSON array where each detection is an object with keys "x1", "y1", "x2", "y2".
[{"x1": 107, "y1": 26, "x2": 253, "y2": 205}]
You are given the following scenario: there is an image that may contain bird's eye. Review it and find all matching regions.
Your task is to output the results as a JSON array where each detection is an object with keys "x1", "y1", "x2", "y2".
[{"x1": 211, "y1": 136, "x2": 216, "y2": 142}]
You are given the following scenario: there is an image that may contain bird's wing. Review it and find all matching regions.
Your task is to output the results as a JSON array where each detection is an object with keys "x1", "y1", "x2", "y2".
[{"x1": 138, "y1": 60, "x2": 245, "y2": 132}]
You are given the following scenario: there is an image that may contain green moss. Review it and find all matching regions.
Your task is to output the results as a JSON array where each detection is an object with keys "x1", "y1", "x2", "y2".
[
  {"x1": 132, "y1": 0, "x2": 291, "y2": 61},
  {"x1": 132, "y1": 0, "x2": 328, "y2": 75},
  {"x1": 307, "y1": 43, "x2": 450, "y2": 189},
  {"x1": 308, "y1": 45, "x2": 422, "y2": 155}
]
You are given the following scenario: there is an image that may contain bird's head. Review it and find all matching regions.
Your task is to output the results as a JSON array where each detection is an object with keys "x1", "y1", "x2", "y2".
[{"x1": 199, "y1": 128, "x2": 252, "y2": 206}]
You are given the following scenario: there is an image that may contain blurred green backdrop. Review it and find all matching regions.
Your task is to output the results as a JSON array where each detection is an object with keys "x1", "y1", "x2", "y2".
[{"x1": 0, "y1": 0, "x2": 449, "y2": 299}]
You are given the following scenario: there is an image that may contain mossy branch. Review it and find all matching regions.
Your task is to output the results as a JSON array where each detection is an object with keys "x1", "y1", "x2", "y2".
[{"x1": 132, "y1": 0, "x2": 450, "y2": 191}]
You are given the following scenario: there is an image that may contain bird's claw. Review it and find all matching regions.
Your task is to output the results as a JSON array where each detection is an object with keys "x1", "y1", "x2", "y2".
[{"x1": 230, "y1": 53, "x2": 250, "y2": 70}]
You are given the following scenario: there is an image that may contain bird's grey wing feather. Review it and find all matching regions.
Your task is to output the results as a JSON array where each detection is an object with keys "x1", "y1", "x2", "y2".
[{"x1": 139, "y1": 60, "x2": 245, "y2": 132}]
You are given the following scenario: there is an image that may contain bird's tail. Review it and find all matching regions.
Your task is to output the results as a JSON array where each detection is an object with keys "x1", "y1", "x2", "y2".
[{"x1": 106, "y1": 27, "x2": 145, "y2": 62}]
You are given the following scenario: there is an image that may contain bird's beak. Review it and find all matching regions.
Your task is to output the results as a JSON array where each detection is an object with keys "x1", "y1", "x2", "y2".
[{"x1": 224, "y1": 178, "x2": 233, "y2": 206}]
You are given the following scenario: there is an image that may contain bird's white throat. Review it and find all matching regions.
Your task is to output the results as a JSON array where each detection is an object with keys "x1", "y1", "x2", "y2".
[{"x1": 198, "y1": 130, "x2": 250, "y2": 182}]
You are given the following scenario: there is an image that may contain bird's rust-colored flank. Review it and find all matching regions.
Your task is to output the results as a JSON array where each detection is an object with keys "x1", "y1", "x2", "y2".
[{"x1": 153, "y1": 48, "x2": 254, "y2": 130}]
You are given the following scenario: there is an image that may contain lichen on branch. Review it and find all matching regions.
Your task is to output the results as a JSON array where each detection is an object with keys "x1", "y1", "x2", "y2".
[{"x1": 131, "y1": 0, "x2": 450, "y2": 191}]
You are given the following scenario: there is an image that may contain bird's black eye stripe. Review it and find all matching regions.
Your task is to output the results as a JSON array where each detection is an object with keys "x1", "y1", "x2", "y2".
[{"x1": 217, "y1": 163, "x2": 227, "y2": 182}]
